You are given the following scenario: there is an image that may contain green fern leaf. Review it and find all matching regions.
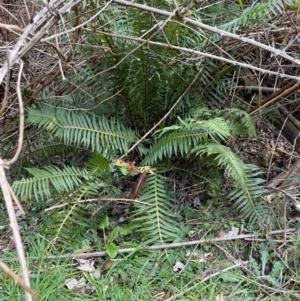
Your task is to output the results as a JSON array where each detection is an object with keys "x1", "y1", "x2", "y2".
[
  {"x1": 27, "y1": 105, "x2": 138, "y2": 158},
  {"x1": 192, "y1": 145, "x2": 268, "y2": 221},
  {"x1": 229, "y1": 164, "x2": 268, "y2": 222},
  {"x1": 145, "y1": 117, "x2": 231, "y2": 165},
  {"x1": 39, "y1": 203, "x2": 92, "y2": 251},
  {"x1": 217, "y1": 108, "x2": 256, "y2": 137},
  {"x1": 85, "y1": 152, "x2": 110, "y2": 175},
  {"x1": 12, "y1": 165, "x2": 92, "y2": 202},
  {"x1": 132, "y1": 173, "x2": 181, "y2": 244},
  {"x1": 192, "y1": 144, "x2": 247, "y2": 186}
]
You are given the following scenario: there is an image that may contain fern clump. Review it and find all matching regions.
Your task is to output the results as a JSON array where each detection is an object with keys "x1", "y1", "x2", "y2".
[
  {"x1": 8, "y1": 0, "x2": 275, "y2": 250},
  {"x1": 12, "y1": 103, "x2": 268, "y2": 248},
  {"x1": 143, "y1": 107, "x2": 267, "y2": 222}
]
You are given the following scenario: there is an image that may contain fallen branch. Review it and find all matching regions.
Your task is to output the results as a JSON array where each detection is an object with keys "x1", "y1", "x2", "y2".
[
  {"x1": 0, "y1": 22, "x2": 23, "y2": 33},
  {"x1": 40, "y1": 229, "x2": 296, "y2": 260},
  {"x1": 95, "y1": 30, "x2": 300, "y2": 82},
  {"x1": 44, "y1": 197, "x2": 151, "y2": 212}
]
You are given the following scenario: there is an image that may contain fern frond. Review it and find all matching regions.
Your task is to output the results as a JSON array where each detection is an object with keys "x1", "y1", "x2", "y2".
[
  {"x1": 85, "y1": 152, "x2": 110, "y2": 175},
  {"x1": 144, "y1": 117, "x2": 231, "y2": 165},
  {"x1": 36, "y1": 176, "x2": 114, "y2": 250},
  {"x1": 12, "y1": 165, "x2": 92, "y2": 202},
  {"x1": 194, "y1": 59, "x2": 234, "y2": 106},
  {"x1": 216, "y1": 108, "x2": 256, "y2": 137},
  {"x1": 192, "y1": 145, "x2": 268, "y2": 221},
  {"x1": 27, "y1": 105, "x2": 138, "y2": 159},
  {"x1": 39, "y1": 203, "x2": 92, "y2": 251},
  {"x1": 192, "y1": 144, "x2": 247, "y2": 187},
  {"x1": 229, "y1": 164, "x2": 268, "y2": 222},
  {"x1": 132, "y1": 173, "x2": 181, "y2": 244},
  {"x1": 184, "y1": 106, "x2": 214, "y2": 119},
  {"x1": 219, "y1": 2, "x2": 272, "y2": 32},
  {"x1": 184, "y1": 107, "x2": 255, "y2": 137}
]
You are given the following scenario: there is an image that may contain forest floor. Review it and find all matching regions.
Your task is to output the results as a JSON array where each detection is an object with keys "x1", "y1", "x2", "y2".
[{"x1": 1, "y1": 119, "x2": 300, "y2": 301}]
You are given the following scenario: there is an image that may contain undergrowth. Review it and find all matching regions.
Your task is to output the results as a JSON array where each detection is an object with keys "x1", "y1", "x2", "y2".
[{"x1": 1, "y1": 0, "x2": 300, "y2": 300}]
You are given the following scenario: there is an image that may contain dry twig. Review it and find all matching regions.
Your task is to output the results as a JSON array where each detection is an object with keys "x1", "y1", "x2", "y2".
[{"x1": 38, "y1": 229, "x2": 296, "y2": 260}]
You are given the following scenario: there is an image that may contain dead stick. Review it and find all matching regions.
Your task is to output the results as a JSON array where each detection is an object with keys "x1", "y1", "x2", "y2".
[{"x1": 39, "y1": 229, "x2": 296, "y2": 260}]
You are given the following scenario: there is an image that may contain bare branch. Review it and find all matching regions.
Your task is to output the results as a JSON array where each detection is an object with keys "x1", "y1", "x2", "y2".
[
  {"x1": 0, "y1": 48, "x2": 10, "y2": 116},
  {"x1": 44, "y1": 197, "x2": 151, "y2": 212},
  {"x1": 0, "y1": 23, "x2": 23, "y2": 33},
  {"x1": 5, "y1": 61, "x2": 24, "y2": 165},
  {"x1": 0, "y1": 163, "x2": 34, "y2": 301},
  {"x1": 96, "y1": 30, "x2": 300, "y2": 81},
  {"x1": 110, "y1": 0, "x2": 300, "y2": 65},
  {"x1": 39, "y1": 229, "x2": 296, "y2": 260},
  {"x1": 0, "y1": 0, "x2": 84, "y2": 84}
]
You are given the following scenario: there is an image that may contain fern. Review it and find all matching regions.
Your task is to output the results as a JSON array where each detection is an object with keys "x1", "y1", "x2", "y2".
[
  {"x1": 131, "y1": 173, "x2": 181, "y2": 244},
  {"x1": 27, "y1": 105, "x2": 139, "y2": 159},
  {"x1": 217, "y1": 2, "x2": 284, "y2": 33},
  {"x1": 230, "y1": 164, "x2": 268, "y2": 222},
  {"x1": 192, "y1": 144, "x2": 248, "y2": 185},
  {"x1": 216, "y1": 108, "x2": 256, "y2": 137},
  {"x1": 144, "y1": 117, "x2": 232, "y2": 165},
  {"x1": 39, "y1": 203, "x2": 92, "y2": 250},
  {"x1": 43, "y1": 177, "x2": 108, "y2": 249},
  {"x1": 12, "y1": 157, "x2": 114, "y2": 248},
  {"x1": 192, "y1": 145, "x2": 268, "y2": 221},
  {"x1": 3, "y1": 0, "x2": 281, "y2": 255},
  {"x1": 12, "y1": 165, "x2": 92, "y2": 202},
  {"x1": 184, "y1": 106, "x2": 214, "y2": 119},
  {"x1": 184, "y1": 107, "x2": 256, "y2": 137}
]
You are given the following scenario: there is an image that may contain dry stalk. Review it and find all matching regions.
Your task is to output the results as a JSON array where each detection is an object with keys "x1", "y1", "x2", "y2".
[
  {"x1": 39, "y1": 228, "x2": 296, "y2": 260},
  {"x1": 0, "y1": 0, "x2": 83, "y2": 84},
  {"x1": 0, "y1": 61, "x2": 35, "y2": 301},
  {"x1": 0, "y1": 261, "x2": 36, "y2": 301}
]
